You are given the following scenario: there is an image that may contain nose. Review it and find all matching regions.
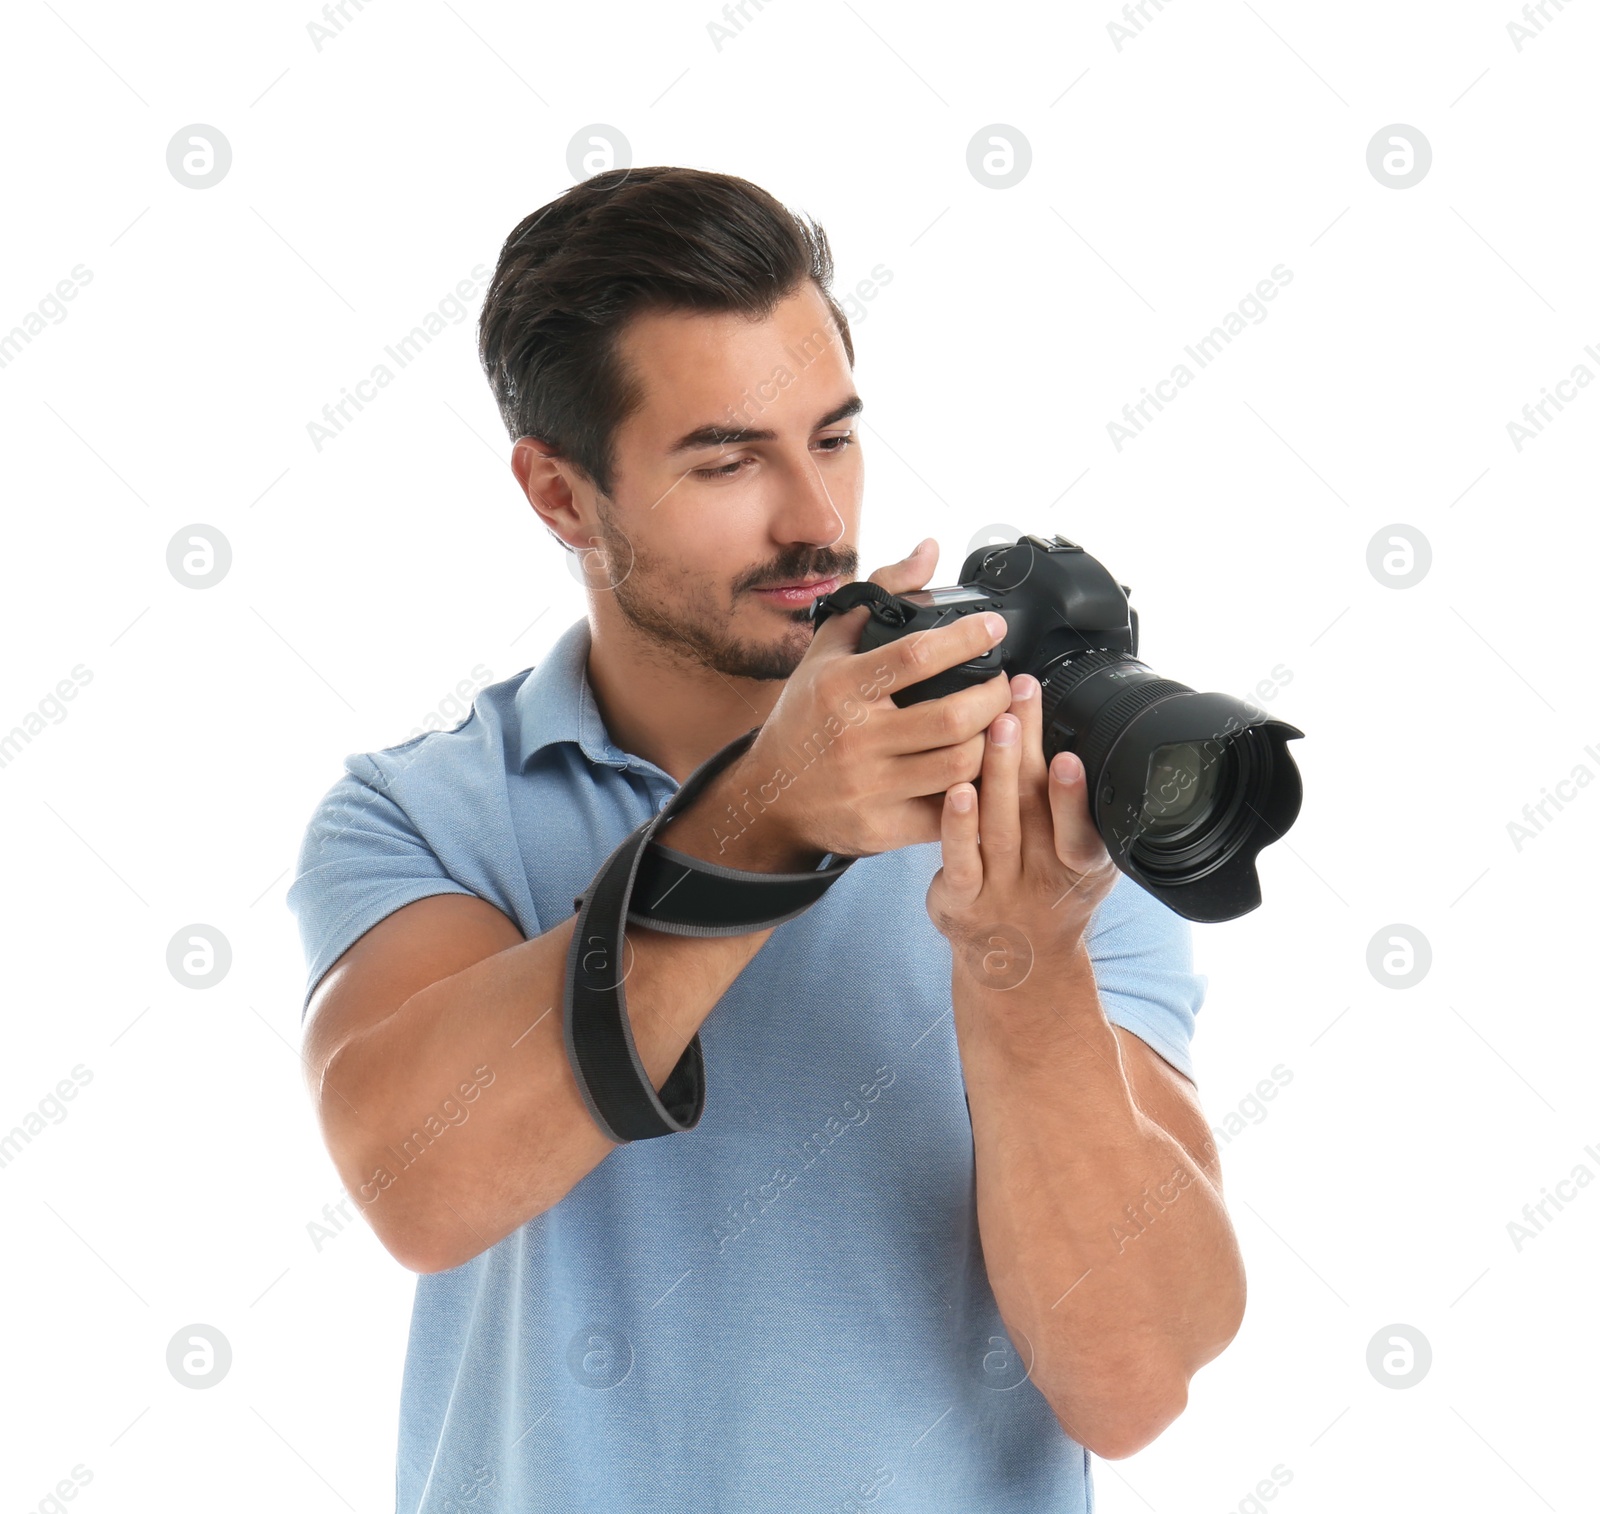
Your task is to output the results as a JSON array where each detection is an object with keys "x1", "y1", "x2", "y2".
[{"x1": 771, "y1": 447, "x2": 848, "y2": 551}]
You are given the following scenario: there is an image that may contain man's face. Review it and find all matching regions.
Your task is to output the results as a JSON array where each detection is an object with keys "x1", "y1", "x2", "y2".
[{"x1": 585, "y1": 280, "x2": 863, "y2": 681}]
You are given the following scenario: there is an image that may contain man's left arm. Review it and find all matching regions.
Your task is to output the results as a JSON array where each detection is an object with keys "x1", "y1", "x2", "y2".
[
  {"x1": 927, "y1": 670, "x2": 1246, "y2": 1461},
  {"x1": 952, "y1": 938, "x2": 1243, "y2": 1460}
]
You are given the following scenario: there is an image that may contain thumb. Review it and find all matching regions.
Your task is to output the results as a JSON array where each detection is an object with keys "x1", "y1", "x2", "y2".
[
  {"x1": 811, "y1": 538, "x2": 939, "y2": 653},
  {"x1": 867, "y1": 537, "x2": 939, "y2": 595}
]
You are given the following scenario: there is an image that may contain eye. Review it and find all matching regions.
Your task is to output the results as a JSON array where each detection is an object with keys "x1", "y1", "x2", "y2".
[
  {"x1": 816, "y1": 431, "x2": 855, "y2": 456},
  {"x1": 692, "y1": 456, "x2": 751, "y2": 479}
]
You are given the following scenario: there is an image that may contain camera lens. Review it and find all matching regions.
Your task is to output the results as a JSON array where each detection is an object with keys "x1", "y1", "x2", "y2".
[
  {"x1": 1139, "y1": 741, "x2": 1223, "y2": 837},
  {"x1": 1038, "y1": 650, "x2": 1303, "y2": 921}
]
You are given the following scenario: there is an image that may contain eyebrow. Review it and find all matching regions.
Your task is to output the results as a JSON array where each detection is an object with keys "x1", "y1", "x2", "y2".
[{"x1": 665, "y1": 394, "x2": 863, "y2": 456}]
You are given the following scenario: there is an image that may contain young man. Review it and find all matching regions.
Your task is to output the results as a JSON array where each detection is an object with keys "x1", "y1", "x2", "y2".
[{"x1": 288, "y1": 166, "x2": 1245, "y2": 1512}]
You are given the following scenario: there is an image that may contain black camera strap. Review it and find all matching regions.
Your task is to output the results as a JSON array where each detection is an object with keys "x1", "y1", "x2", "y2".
[
  {"x1": 808, "y1": 578, "x2": 914, "y2": 631},
  {"x1": 563, "y1": 725, "x2": 856, "y2": 1144}
]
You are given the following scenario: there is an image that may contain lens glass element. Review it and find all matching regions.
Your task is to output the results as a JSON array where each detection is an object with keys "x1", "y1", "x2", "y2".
[{"x1": 1140, "y1": 741, "x2": 1222, "y2": 837}]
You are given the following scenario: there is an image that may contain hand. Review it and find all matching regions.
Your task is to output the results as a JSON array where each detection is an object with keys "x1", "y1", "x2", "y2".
[
  {"x1": 925, "y1": 670, "x2": 1120, "y2": 990},
  {"x1": 727, "y1": 539, "x2": 1016, "y2": 861}
]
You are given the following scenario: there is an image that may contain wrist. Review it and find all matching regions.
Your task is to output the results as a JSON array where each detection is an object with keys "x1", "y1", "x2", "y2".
[
  {"x1": 950, "y1": 931, "x2": 1105, "y2": 1053},
  {"x1": 663, "y1": 750, "x2": 826, "y2": 874}
]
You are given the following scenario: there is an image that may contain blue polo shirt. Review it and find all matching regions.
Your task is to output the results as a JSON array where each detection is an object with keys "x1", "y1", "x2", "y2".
[{"x1": 287, "y1": 613, "x2": 1207, "y2": 1513}]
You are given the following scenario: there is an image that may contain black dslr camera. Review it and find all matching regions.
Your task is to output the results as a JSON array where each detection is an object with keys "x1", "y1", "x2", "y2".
[{"x1": 810, "y1": 532, "x2": 1304, "y2": 923}]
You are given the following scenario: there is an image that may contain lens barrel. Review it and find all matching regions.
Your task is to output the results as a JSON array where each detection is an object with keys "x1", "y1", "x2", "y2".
[{"x1": 1038, "y1": 650, "x2": 1303, "y2": 922}]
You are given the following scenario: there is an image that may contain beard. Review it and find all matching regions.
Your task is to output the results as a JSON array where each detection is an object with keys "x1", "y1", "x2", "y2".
[{"x1": 587, "y1": 503, "x2": 856, "y2": 682}]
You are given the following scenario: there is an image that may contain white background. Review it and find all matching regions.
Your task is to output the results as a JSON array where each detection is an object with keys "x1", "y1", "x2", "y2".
[{"x1": 1, "y1": 1, "x2": 1596, "y2": 1510}]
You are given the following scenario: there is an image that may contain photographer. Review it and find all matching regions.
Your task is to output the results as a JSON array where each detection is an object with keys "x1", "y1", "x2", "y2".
[{"x1": 289, "y1": 166, "x2": 1244, "y2": 1512}]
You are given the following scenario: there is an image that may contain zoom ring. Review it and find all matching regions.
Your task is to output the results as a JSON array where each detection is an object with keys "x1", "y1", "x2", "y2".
[
  {"x1": 1038, "y1": 648, "x2": 1144, "y2": 732},
  {"x1": 1074, "y1": 678, "x2": 1193, "y2": 788}
]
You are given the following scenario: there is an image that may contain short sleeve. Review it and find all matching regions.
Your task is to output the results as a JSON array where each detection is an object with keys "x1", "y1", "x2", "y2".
[
  {"x1": 286, "y1": 756, "x2": 479, "y2": 1021},
  {"x1": 1082, "y1": 872, "x2": 1209, "y2": 1083}
]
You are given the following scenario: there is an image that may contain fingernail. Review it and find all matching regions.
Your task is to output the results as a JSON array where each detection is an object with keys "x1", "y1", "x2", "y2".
[
  {"x1": 950, "y1": 787, "x2": 974, "y2": 813},
  {"x1": 1052, "y1": 751, "x2": 1078, "y2": 782},
  {"x1": 983, "y1": 613, "x2": 1006, "y2": 641},
  {"x1": 992, "y1": 716, "x2": 1017, "y2": 746},
  {"x1": 1012, "y1": 674, "x2": 1036, "y2": 701}
]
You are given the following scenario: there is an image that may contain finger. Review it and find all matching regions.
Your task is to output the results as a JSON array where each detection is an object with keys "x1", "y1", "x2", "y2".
[
  {"x1": 873, "y1": 610, "x2": 1007, "y2": 706},
  {"x1": 865, "y1": 536, "x2": 939, "y2": 595},
  {"x1": 894, "y1": 731, "x2": 987, "y2": 799},
  {"x1": 937, "y1": 783, "x2": 983, "y2": 904},
  {"x1": 810, "y1": 538, "x2": 939, "y2": 656},
  {"x1": 1008, "y1": 673, "x2": 1049, "y2": 811},
  {"x1": 896, "y1": 668, "x2": 1013, "y2": 752},
  {"x1": 1049, "y1": 750, "x2": 1112, "y2": 875},
  {"x1": 978, "y1": 710, "x2": 1024, "y2": 881}
]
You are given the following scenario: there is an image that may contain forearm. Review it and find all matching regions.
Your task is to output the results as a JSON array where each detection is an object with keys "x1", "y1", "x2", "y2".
[
  {"x1": 324, "y1": 753, "x2": 824, "y2": 1273},
  {"x1": 952, "y1": 938, "x2": 1245, "y2": 1458}
]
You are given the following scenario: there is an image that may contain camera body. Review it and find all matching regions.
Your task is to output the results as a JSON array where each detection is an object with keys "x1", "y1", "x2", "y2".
[{"x1": 810, "y1": 533, "x2": 1304, "y2": 923}]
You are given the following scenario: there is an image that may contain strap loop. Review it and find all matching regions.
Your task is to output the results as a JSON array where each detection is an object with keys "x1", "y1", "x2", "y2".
[{"x1": 563, "y1": 726, "x2": 857, "y2": 1143}]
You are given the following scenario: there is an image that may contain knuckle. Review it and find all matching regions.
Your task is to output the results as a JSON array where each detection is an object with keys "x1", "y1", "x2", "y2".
[
  {"x1": 935, "y1": 696, "x2": 967, "y2": 745},
  {"x1": 946, "y1": 740, "x2": 981, "y2": 786},
  {"x1": 899, "y1": 632, "x2": 933, "y2": 673}
]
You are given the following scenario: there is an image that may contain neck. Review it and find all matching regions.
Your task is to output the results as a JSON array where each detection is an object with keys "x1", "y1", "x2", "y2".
[{"x1": 582, "y1": 601, "x2": 787, "y2": 785}]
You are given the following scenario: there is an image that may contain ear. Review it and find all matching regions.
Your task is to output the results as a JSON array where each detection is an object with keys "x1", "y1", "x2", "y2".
[{"x1": 512, "y1": 436, "x2": 587, "y2": 548}]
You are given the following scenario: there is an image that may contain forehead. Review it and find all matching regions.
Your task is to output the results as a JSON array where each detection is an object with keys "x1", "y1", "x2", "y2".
[{"x1": 614, "y1": 282, "x2": 850, "y2": 446}]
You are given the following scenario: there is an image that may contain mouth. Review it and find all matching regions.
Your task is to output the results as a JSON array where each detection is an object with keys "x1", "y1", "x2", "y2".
[{"x1": 751, "y1": 574, "x2": 843, "y2": 608}]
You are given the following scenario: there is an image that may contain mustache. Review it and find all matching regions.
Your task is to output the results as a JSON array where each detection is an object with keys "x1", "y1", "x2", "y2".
[{"x1": 742, "y1": 550, "x2": 858, "y2": 592}]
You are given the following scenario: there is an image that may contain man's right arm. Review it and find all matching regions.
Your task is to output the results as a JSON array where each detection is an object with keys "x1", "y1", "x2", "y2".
[
  {"x1": 304, "y1": 753, "x2": 823, "y2": 1277},
  {"x1": 302, "y1": 549, "x2": 1015, "y2": 1275}
]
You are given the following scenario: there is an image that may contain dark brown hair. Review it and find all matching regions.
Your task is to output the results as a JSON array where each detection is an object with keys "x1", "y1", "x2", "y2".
[{"x1": 477, "y1": 166, "x2": 854, "y2": 502}]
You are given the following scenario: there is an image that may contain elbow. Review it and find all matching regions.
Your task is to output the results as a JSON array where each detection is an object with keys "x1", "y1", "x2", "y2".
[{"x1": 1062, "y1": 1376, "x2": 1190, "y2": 1461}]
